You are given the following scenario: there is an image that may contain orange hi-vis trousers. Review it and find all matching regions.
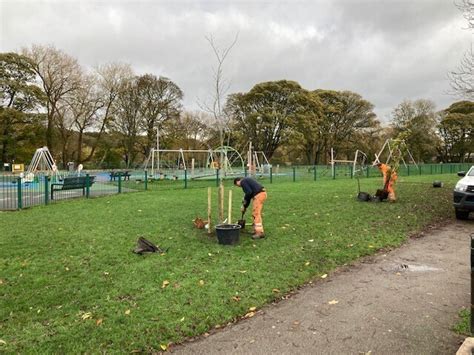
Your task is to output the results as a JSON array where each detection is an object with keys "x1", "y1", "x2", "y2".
[
  {"x1": 252, "y1": 191, "x2": 267, "y2": 236},
  {"x1": 379, "y1": 164, "x2": 398, "y2": 201}
]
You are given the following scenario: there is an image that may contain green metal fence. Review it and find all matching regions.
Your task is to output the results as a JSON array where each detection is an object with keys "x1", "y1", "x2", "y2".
[{"x1": 1, "y1": 163, "x2": 472, "y2": 211}]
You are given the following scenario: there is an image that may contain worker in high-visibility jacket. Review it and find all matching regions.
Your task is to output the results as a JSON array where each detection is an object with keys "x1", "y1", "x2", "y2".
[
  {"x1": 234, "y1": 177, "x2": 267, "y2": 239},
  {"x1": 376, "y1": 162, "x2": 398, "y2": 202}
]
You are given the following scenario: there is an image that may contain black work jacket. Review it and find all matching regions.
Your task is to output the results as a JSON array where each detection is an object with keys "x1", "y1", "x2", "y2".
[{"x1": 240, "y1": 177, "x2": 265, "y2": 208}]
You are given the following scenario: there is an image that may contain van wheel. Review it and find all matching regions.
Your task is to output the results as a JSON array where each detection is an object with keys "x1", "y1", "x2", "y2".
[{"x1": 455, "y1": 209, "x2": 470, "y2": 220}]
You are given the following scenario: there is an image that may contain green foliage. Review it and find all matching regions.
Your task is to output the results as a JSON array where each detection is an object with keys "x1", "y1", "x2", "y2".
[
  {"x1": 391, "y1": 99, "x2": 440, "y2": 162},
  {"x1": 0, "y1": 174, "x2": 458, "y2": 352},
  {"x1": 227, "y1": 80, "x2": 315, "y2": 159},
  {"x1": 0, "y1": 52, "x2": 45, "y2": 165},
  {"x1": 438, "y1": 100, "x2": 474, "y2": 162}
]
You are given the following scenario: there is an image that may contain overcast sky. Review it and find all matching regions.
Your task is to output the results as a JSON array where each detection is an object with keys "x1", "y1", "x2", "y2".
[{"x1": 0, "y1": 0, "x2": 471, "y2": 122}]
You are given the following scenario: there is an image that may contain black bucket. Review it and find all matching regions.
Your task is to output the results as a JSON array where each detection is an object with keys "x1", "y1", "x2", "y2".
[{"x1": 215, "y1": 224, "x2": 241, "y2": 245}]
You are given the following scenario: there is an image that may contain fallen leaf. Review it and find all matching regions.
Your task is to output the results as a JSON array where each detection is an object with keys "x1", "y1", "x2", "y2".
[
  {"x1": 199, "y1": 280, "x2": 205, "y2": 286},
  {"x1": 125, "y1": 309, "x2": 131, "y2": 315},
  {"x1": 305, "y1": 261, "x2": 310, "y2": 266},
  {"x1": 239, "y1": 270, "x2": 247, "y2": 273},
  {"x1": 65, "y1": 267, "x2": 70, "y2": 271},
  {"x1": 321, "y1": 274, "x2": 328, "y2": 279},
  {"x1": 244, "y1": 311, "x2": 255, "y2": 318},
  {"x1": 180, "y1": 317, "x2": 185, "y2": 322},
  {"x1": 0, "y1": 279, "x2": 4, "y2": 285},
  {"x1": 0, "y1": 339, "x2": 6, "y2": 345},
  {"x1": 232, "y1": 296, "x2": 241, "y2": 302},
  {"x1": 81, "y1": 312, "x2": 92, "y2": 320},
  {"x1": 249, "y1": 306, "x2": 257, "y2": 312},
  {"x1": 328, "y1": 300, "x2": 339, "y2": 305},
  {"x1": 368, "y1": 245, "x2": 374, "y2": 248},
  {"x1": 162, "y1": 280, "x2": 170, "y2": 288},
  {"x1": 103, "y1": 272, "x2": 109, "y2": 276},
  {"x1": 96, "y1": 318, "x2": 103, "y2": 326},
  {"x1": 160, "y1": 344, "x2": 168, "y2": 351},
  {"x1": 272, "y1": 288, "x2": 280, "y2": 293},
  {"x1": 208, "y1": 253, "x2": 213, "y2": 256},
  {"x1": 308, "y1": 239, "x2": 314, "y2": 242}
]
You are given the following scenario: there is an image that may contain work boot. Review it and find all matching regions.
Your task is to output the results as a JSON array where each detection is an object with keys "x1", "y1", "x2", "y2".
[{"x1": 251, "y1": 234, "x2": 265, "y2": 240}]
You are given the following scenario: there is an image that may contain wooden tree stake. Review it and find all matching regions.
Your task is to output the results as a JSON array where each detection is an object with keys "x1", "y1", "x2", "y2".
[
  {"x1": 228, "y1": 189, "x2": 232, "y2": 223},
  {"x1": 207, "y1": 187, "x2": 212, "y2": 234}
]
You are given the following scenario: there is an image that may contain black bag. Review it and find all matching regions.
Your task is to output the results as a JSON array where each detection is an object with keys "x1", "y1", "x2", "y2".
[
  {"x1": 375, "y1": 189, "x2": 389, "y2": 201},
  {"x1": 357, "y1": 191, "x2": 372, "y2": 201},
  {"x1": 133, "y1": 237, "x2": 165, "y2": 255}
]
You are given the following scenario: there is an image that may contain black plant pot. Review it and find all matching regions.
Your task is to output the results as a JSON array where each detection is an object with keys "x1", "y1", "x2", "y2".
[{"x1": 215, "y1": 224, "x2": 241, "y2": 245}]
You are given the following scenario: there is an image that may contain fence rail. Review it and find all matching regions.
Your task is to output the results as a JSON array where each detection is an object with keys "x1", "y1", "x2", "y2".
[{"x1": 1, "y1": 163, "x2": 472, "y2": 211}]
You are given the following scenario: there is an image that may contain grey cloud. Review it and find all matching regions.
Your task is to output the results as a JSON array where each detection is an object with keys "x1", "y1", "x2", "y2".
[{"x1": 0, "y1": 0, "x2": 471, "y2": 122}]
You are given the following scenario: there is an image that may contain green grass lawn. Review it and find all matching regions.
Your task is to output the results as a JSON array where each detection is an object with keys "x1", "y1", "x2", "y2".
[
  {"x1": 453, "y1": 308, "x2": 472, "y2": 336},
  {"x1": 0, "y1": 174, "x2": 459, "y2": 352}
]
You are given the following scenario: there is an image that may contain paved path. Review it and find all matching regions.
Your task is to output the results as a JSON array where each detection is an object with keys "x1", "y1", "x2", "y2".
[{"x1": 174, "y1": 220, "x2": 473, "y2": 354}]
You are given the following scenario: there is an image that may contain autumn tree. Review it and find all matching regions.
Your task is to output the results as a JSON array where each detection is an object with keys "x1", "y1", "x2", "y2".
[
  {"x1": 136, "y1": 74, "x2": 183, "y2": 157},
  {"x1": 110, "y1": 77, "x2": 142, "y2": 168},
  {"x1": 306, "y1": 90, "x2": 379, "y2": 164},
  {"x1": 0, "y1": 52, "x2": 45, "y2": 165},
  {"x1": 23, "y1": 45, "x2": 82, "y2": 154},
  {"x1": 438, "y1": 100, "x2": 474, "y2": 162},
  {"x1": 227, "y1": 80, "x2": 313, "y2": 159},
  {"x1": 391, "y1": 99, "x2": 440, "y2": 162}
]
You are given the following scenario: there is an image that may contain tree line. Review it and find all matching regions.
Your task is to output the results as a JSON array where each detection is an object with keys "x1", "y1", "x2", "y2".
[{"x1": 1, "y1": 45, "x2": 473, "y2": 169}]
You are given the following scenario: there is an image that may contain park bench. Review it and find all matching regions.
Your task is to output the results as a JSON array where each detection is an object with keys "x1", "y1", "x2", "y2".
[
  {"x1": 109, "y1": 171, "x2": 131, "y2": 181},
  {"x1": 51, "y1": 176, "x2": 95, "y2": 200}
]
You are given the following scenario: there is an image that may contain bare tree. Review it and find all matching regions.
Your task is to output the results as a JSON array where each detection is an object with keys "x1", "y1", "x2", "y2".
[
  {"x1": 69, "y1": 74, "x2": 104, "y2": 163},
  {"x1": 449, "y1": 47, "x2": 474, "y2": 100},
  {"x1": 22, "y1": 45, "x2": 82, "y2": 153},
  {"x1": 200, "y1": 34, "x2": 238, "y2": 223},
  {"x1": 449, "y1": 0, "x2": 474, "y2": 99}
]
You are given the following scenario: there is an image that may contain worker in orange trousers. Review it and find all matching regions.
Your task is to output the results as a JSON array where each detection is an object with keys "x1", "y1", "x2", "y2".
[{"x1": 376, "y1": 162, "x2": 398, "y2": 202}]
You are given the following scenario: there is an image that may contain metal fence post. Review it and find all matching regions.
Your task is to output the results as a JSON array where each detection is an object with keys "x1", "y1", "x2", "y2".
[
  {"x1": 184, "y1": 169, "x2": 188, "y2": 189},
  {"x1": 419, "y1": 165, "x2": 422, "y2": 175},
  {"x1": 407, "y1": 165, "x2": 410, "y2": 176},
  {"x1": 430, "y1": 165, "x2": 433, "y2": 175},
  {"x1": 471, "y1": 234, "x2": 474, "y2": 333},
  {"x1": 44, "y1": 176, "x2": 49, "y2": 205},
  {"x1": 244, "y1": 167, "x2": 248, "y2": 177},
  {"x1": 313, "y1": 165, "x2": 317, "y2": 181},
  {"x1": 17, "y1": 177, "x2": 22, "y2": 210},
  {"x1": 86, "y1": 174, "x2": 90, "y2": 198},
  {"x1": 144, "y1": 170, "x2": 148, "y2": 191},
  {"x1": 293, "y1": 167, "x2": 296, "y2": 182},
  {"x1": 216, "y1": 169, "x2": 220, "y2": 187},
  {"x1": 366, "y1": 166, "x2": 370, "y2": 178},
  {"x1": 118, "y1": 172, "x2": 122, "y2": 193},
  {"x1": 270, "y1": 167, "x2": 273, "y2": 183},
  {"x1": 350, "y1": 166, "x2": 353, "y2": 179}
]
